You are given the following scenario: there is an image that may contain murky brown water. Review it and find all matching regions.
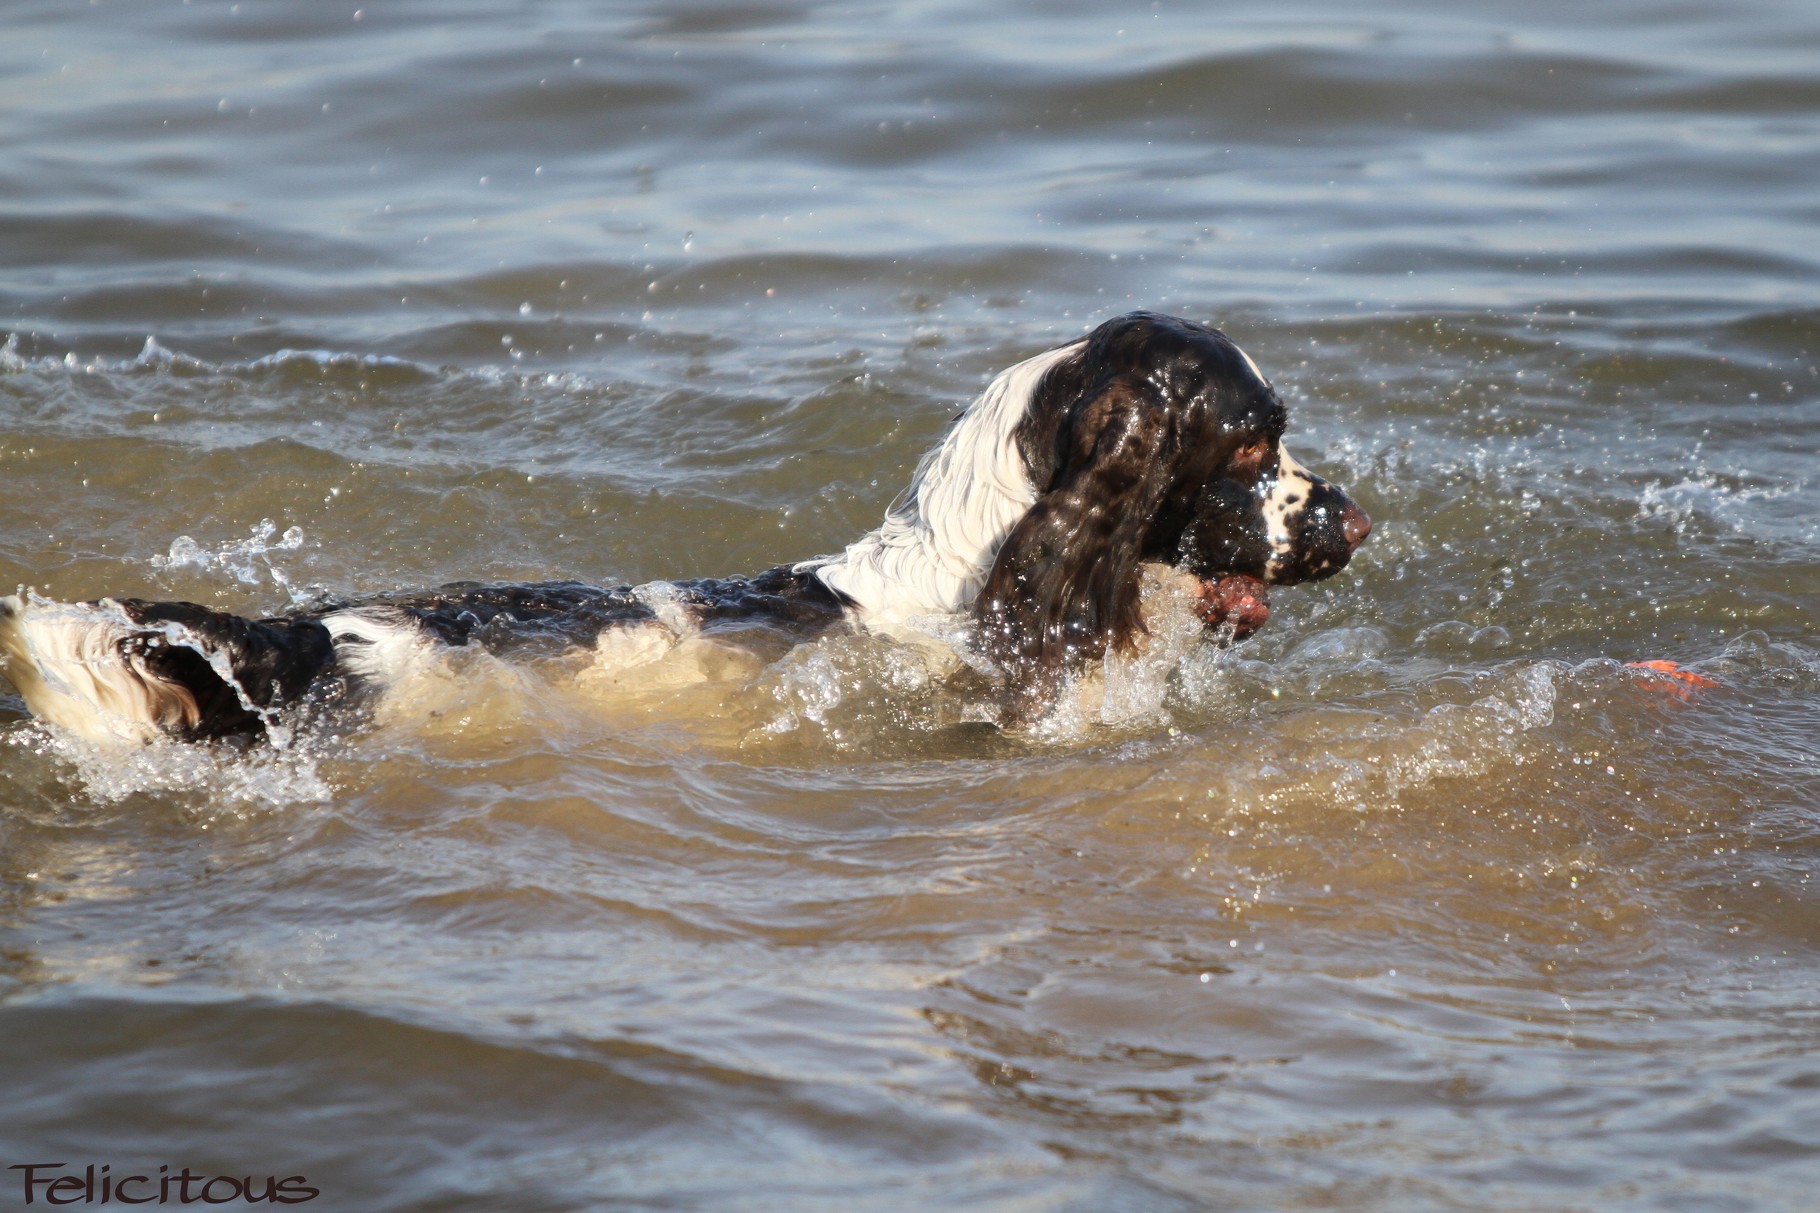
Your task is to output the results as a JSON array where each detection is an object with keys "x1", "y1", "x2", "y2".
[{"x1": 4, "y1": 1, "x2": 1820, "y2": 1209}]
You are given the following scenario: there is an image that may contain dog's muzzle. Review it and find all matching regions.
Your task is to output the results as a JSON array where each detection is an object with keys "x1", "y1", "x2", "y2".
[{"x1": 1261, "y1": 447, "x2": 1371, "y2": 584}]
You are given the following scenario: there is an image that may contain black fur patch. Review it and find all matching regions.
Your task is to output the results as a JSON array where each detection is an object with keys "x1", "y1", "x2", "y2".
[
  {"x1": 372, "y1": 567, "x2": 847, "y2": 654},
  {"x1": 117, "y1": 600, "x2": 336, "y2": 739},
  {"x1": 369, "y1": 580, "x2": 656, "y2": 652}
]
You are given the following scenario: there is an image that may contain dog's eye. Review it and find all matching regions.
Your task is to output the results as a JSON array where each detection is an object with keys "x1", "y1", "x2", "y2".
[{"x1": 1228, "y1": 439, "x2": 1272, "y2": 483}]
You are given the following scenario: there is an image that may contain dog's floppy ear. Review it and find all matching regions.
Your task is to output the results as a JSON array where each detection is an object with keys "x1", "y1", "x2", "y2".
[{"x1": 975, "y1": 375, "x2": 1177, "y2": 674}]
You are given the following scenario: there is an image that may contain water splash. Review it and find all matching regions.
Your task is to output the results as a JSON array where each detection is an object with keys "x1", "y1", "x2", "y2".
[
  {"x1": 1209, "y1": 660, "x2": 1563, "y2": 820},
  {"x1": 761, "y1": 570, "x2": 1248, "y2": 747},
  {"x1": 151, "y1": 519, "x2": 309, "y2": 598},
  {"x1": 132, "y1": 335, "x2": 186, "y2": 369},
  {"x1": 1636, "y1": 471, "x2": 1809, "y2": 542},
  {"x1": 0, "y1": 333, "x2": 205, "y2": 376},
  {"x1": 3, "y1": 718, "x2": 336, "y2": 810},
  {"x1": 762, "y1": 627, "x2": 953, "y2": 741},
  {"x1": 1033, "y1": 566, "x2": 1220, "y2": 740}
]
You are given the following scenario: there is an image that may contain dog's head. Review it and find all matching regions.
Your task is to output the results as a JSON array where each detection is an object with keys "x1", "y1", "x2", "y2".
[
  {"x1": 1126, "y1": 315, "x2": 1370, "y2": 638},
  {"x1": 978, "y1": 312, "x2": 1370, "y2": 667}
]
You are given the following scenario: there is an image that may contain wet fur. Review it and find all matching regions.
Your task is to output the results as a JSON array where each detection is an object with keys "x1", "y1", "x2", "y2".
[{"x1": 0, "y1": 312, "x2": 1367, "y2": 743}]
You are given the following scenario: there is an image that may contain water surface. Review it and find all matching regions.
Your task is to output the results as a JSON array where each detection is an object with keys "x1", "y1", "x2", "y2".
[{"x1": 4, "y1": 1, "x2": 1820, "y2": 1209}]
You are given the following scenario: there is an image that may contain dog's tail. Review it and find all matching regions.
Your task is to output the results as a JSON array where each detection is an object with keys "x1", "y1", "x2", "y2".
[{"x1": 0, "y1": 593, "x2": 335, "y2": 744}]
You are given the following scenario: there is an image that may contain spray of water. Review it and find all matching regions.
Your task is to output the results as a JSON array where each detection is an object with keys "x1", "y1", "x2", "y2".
[{"x1": 151, "y1": 519, "x2": 308, "y2": 598}]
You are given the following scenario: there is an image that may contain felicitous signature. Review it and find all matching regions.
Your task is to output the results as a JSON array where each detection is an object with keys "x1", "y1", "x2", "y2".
[{"x1": 8, "y1": 1164, "x2": 319, "y2": 1206}]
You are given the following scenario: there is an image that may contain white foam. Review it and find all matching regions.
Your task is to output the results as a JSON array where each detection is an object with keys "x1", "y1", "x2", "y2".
[
  {"x1": 1636, "y1": 471, "x2": 1808, "y2": 542},
  {"x1": 0, "y1": 332, "x2": 437, "y2": 380},
  {"x1": 247, "y1": 348, "x2": 418, "y2": 371},
  {"x1": 3, "y1": 718, "x2": 335, "y2": 809}
]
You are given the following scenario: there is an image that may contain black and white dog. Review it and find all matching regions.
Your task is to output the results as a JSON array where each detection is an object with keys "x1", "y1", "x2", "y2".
[{"x1": 0, "y1": 312, "x2": 1369, "y2": 743}]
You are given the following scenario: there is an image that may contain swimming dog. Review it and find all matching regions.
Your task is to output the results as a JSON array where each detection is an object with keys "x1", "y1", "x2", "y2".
[{"x1": 0, "y1": 312, "x2": 1370, "y2": 743}]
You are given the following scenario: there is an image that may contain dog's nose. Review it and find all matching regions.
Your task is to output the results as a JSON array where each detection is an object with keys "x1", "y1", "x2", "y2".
[{"x1": 1341, "y1": 503, "x2": 1372, "y2": 549}]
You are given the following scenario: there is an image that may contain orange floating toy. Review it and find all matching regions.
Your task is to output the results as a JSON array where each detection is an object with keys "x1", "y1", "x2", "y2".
[{"x1": 1624, "y1": 659, "x2": 1721, "y2": 694}]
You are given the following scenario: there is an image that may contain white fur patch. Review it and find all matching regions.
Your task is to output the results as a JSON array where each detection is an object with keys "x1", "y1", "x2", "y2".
[
  {"x1": 0, "y1": 594, "x2": 201, "y2": 744},
  {"x1": 317, "y1": 608, "x2": 483, "y2": 730},
  {"x1": 319, "y1": 609, "x2": 433, "y2": 686},
  {"x1": 1261, "y1": 445, "x2": 1317, "y2": 580},
  {"x1": 798, "y1": 339, "x2": 1083, "y2": 622},
  {"x1": 1231, "y1": 341, "x2": 1267, "y2": 384},
  {"x1": 323, "y1": 603, "x2": 695, "y2": 713}
]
